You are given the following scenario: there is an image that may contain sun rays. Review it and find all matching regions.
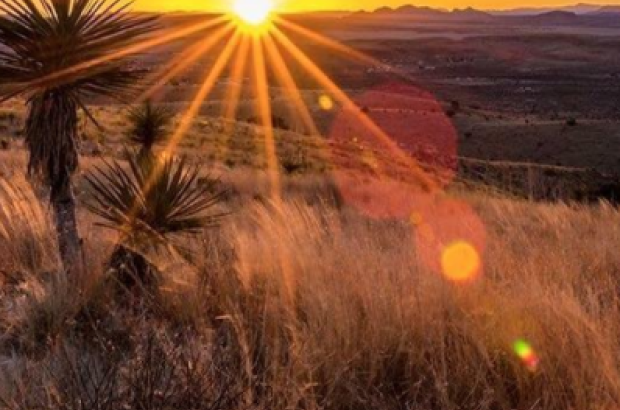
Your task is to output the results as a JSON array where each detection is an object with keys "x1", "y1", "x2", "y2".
[
  {"x1": 24, "y1": 3, "x2": 443, "y2": 213},
  {"x1": 135, "y1": 11, "x2": 438, "y2": 194}
]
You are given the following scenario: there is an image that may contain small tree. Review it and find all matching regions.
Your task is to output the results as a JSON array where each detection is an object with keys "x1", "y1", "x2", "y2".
[
  {"x1": 85, "y1": 152, "x2": 227, "y2": 288},
  {"x1": 127, "y1": 100, "x2": 174, "y2": 162},
  {"x1": 0, "y1": 0, "x2": 156, "y2": 272}
]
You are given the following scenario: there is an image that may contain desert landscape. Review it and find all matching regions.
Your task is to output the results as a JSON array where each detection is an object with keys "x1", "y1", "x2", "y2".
[{"x1": 0, "y1": 1, "x2": 620, "y2": 409}]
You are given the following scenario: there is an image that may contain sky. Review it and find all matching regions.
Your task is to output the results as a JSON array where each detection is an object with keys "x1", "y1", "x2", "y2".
[{"x1": 133, "y1": 0, "x2": 620, "y2": 12}]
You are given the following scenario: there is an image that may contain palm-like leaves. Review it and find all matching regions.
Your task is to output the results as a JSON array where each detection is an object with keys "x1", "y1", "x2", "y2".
[
  {"x1": 127, "y1": 100, "x2": 174, "y2": 155},
  {"x1": 0, "y1": 0, "x2": 157, "y2": 270},
  {"x1": 85, "y1": 152, "x2": 227, "y2": 289},
  {"x1": 84, "y1": 152, "x2": 227, "y2": 250},
  {"x1": 0, "y1": 0, "x2": 157, "y2": 184},
  {"x1": 0, "y1": 0, "x2": 157, "y2": 100}
]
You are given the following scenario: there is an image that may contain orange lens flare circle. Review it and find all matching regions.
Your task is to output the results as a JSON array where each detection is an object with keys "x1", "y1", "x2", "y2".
[
  {"x1": 319, "y1": 94, "x2": 334, "y2": 111},
  {"x1": 414, "y1": 197, "x2": 487, "y2": 283},
  {"x1": 441, "y1": 241, "x2": 481, "y2": 282}
]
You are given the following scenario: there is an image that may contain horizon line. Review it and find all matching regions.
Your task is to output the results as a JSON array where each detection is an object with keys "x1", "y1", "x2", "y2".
[{"x1": 135, "y1": 2, "x2": 619, "y2": 14}]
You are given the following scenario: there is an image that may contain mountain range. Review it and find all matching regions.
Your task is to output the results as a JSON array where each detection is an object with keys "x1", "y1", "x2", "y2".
[
  {"x1": 352, "y1": 3, "x2": 620, "y2": 25},
  {"x1": 490, "y1": 3, "x2": 620, "y2": 15}
]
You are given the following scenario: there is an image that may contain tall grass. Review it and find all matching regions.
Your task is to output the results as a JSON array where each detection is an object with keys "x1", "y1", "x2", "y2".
[
  {"x1": 202, "y1": 198, "x2": 620, "y2": 409},
  {"x1": 0, "y1": 175, "x2": 619, "y2": 409}
]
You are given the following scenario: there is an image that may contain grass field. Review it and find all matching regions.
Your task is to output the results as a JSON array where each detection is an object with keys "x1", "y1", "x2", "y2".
[
  {"x1": 0, "y1": 160, "x2": 619, "y2": 409},
  {"x1": 0, "y1": 31, "x2": 618, "y2": 407},
  {"x1": 2, "y1": 4, "x2": 620, "y2": 409}
]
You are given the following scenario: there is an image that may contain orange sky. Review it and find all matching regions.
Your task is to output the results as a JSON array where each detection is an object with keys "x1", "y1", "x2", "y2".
[{"x1": 134, "y1": 0, "x2": 620, "y2": 12}]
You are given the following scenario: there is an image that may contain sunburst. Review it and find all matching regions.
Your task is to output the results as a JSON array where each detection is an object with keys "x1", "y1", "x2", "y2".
[
  {"x1": 30, "y1": 1, "x2": 439, "y2": 207},
  {"x1": 233, "y1": 0, "x2": 274, "y2": 26}
]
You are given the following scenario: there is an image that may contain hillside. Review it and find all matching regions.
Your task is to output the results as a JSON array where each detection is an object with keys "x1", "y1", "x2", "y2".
[{"x1": 1, "y1": 5, "x2": 620, "y2": 409}]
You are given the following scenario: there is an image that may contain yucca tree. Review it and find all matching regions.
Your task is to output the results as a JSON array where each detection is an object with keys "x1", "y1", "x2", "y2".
[
  {"x1": 0, "y1": 0, "x2": 157, "y2": 272},
  {"x1": 84, "y1": 152, "x2": 227, "y2": 287},
  {"x1": 127, "y1": 100, "x2": 174, "y2": 161}
]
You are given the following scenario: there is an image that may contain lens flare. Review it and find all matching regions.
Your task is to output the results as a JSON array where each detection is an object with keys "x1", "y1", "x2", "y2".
[
  {"x1": 319, "y1": 94, "x2": 334, "y2": 110},
  {"x1": 233, "y1": 0, "x2": 273, "y2": 26},
  {"x1": 414, "y1": 198, "x2": 487, "y2": 282},
  {"x1": 410, "y1": 212, "x2": 423, "y2": 226},
  {"x1": 441, "y1": 240, "x2": 481, "y2": 282},
  {"x1": 327, "y1": 82, "x2": 458, "y2": 220},
  {"x1": 513, "y1": 339, "x2": 540, "y2": 372}
]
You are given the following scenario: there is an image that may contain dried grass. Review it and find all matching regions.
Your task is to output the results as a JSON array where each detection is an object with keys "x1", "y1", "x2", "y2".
[{"x1": 0, "y1": 173, "x2": 618, "y2": 409}]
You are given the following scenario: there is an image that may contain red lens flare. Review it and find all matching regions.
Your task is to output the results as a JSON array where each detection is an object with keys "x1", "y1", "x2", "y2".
[
  {"x1": 328, "y1": 82, "x2": 459, "y2": 219},
  {"x1": 513, "y1": 339, "x2": 541, "y2": 372}
]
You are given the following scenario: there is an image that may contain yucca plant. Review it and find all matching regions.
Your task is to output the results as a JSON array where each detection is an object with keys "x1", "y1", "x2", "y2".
[
  {"x1": 84, "y1": 151, "x2": 227, "y2": 288},
  {"x1": 0, "y1": 0, "x2": 157, "y2": 272},
  {"x1": 127, "y1": 100, "x2": 174, "y2": 161}
]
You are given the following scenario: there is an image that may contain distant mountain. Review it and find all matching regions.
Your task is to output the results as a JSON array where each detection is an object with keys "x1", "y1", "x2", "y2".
[
  {"x1": 562, "y1": 3, "x2": 608, "y2": 13},
  {"x1": 597, "y1": 5, "x2": 620, "y2": 11},
  {"x1": 588, "y1": 5, "x2": 620, "y2": 14},
  {"x1": 528, "y1": 10, "x2": 581, "y2": 24},
  {"x1": 374, "y1": 5, "x2": 448, "y2": 18},
  {"x1": 354, "y1": 3, "x2": 620, "y2": 26},
  {"x1": 370, "y1": 4, "x2": 492, "y2": 20},
  {"x1": 452, "y1": 7, "x2": 494, "y2": 19},
  {"x1": 373, "y1": 6, "x2": 393, "y2": 14},
  {"x1": 490, "y1": 3, "x2": 604, "y2": 15}
]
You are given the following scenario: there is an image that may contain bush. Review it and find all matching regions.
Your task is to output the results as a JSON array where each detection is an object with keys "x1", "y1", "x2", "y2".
[
  {"x1": 1, "y1": 176, "x2": 620, "y2": 410},
  {"x1": 0, "y1": 331, "x2": 243, "y2": 410},
  {"x1": 84, "y1": 151, "x2": 227, "y2": 289},
  {"x1": 247, "y1": 115, "x2": 290, "y2": 131},
  {"x1": 280, "y1": 148, "x2": 309, "y2": 175}
]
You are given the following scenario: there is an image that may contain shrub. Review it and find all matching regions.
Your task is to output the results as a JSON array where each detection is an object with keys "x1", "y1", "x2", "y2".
[
  {"x1": 84, "y1": 151, "x2": 227, "y2": 289},
  {"x1": 127, "y1": 100, "x2": 174, "y2": 158},
  {"x1": 0, "y1": 331, "x2": 243, "y2": 410}
]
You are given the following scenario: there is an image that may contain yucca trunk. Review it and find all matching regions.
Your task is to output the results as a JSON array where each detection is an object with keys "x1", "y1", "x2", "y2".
[
  {"x1": 26, "y1": 92, "x2": 81, "y2": 272},
  {"x1": 51, "y1": 181, "x2": 81, "y2": 272}
]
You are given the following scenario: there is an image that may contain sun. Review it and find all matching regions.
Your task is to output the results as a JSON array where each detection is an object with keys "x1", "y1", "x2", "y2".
[{"x1": 233, "y1": 0, "x2": 274, "y2": 26}]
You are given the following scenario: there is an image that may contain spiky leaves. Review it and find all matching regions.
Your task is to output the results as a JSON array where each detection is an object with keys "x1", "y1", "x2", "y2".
[
  {"x1": 0, "y1": 0, "x2": 157, "y2": 184},
  {"x1": 0, "y1": 0, "x2": 158, "y2": 100},
  {"x1": 84, "y1": 152, "x2": 227, "y2": 254},
  {"x1": 127, "y1": 100, "x2": 174, "y2": 159},
  {"x1": 0, "y1": 0, "x2": 157, "y2": 270},
  {"x1": 84, "y1": 152, "x2": 227, "y2": 288}
]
